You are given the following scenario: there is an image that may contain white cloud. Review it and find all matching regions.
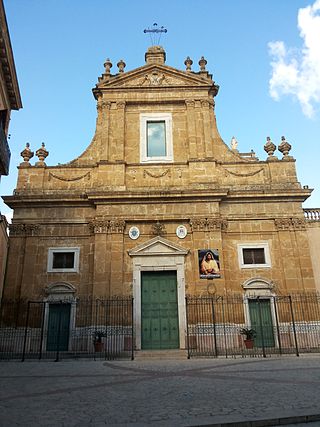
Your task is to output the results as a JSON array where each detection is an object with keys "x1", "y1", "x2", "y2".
[{"x1": 268, "y1": 0, "x2": 320, "y2": 118}]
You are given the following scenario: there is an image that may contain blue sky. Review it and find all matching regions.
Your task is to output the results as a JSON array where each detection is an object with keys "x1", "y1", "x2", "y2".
[{"x1": 1, "y1": 0, "x2": 320, "y2": 219}]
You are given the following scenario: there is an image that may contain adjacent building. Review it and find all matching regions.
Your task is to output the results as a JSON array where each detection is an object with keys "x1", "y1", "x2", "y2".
[{"x1": 0, "y1": 0, "x2": 22, "y2": 297}]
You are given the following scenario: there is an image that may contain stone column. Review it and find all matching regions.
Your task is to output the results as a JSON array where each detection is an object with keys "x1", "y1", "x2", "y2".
[
  {"x1": 90, "y1": 218, "x2": 125, "y2": 297},
  {"x1": 185, "y1": 100, "x2": 197, "y2": 159},
  {"x1": 114, "y1": 101, "x2": 126, "y2": 162},
  {"x1": 274, "y1": 218, "x2": 315, "y2": 292},
  {"x1": 201, "y1": 100, "x2": 213, "y2": 158},
  {"x1": 194, "y1": 100, "x2": 205, "y2": 158},
  {"x1": 100, "y1": 100, "x2": 111, "y2": 161},
  {"x1": 3, "y1": 224, "x2": 39, "y2": 300}
]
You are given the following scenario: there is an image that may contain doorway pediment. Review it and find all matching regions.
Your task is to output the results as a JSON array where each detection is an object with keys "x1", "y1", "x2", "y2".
[{"x1": 128, "y1": 236, "x2": 188, "y2": 257}]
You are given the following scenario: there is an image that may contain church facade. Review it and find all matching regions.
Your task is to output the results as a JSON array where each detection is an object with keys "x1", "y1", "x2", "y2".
[{"x1": 2, "y1": 46, "x2": 316, "y2": 351}]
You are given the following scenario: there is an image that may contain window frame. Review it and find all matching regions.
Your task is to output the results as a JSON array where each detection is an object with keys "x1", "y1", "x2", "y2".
[
  {"x1": 47, "y1": 247, "x2": 80, "y2": 273},
  {"x1": 140, "y1": 113, "x2": 173, "y2": 163},
  {"x1": 237, "y1": 243, "x2": 271, "y2": 269}
]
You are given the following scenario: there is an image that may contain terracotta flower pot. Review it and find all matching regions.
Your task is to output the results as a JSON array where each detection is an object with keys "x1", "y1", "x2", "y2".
[{"x1": 244, "y1": 339, "x2": 254, "y2": 349}]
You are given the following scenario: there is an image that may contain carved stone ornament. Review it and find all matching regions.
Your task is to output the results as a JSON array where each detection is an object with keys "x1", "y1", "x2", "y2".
[
  {"x1": 184, "y1": 56, "x2": 193, "y2": 71},
  {"x1": 35, "y1": 143, "x2": 49, "y2": 166},
  {"x1": 104, "y1": 58, "x2": 112, "y2": 75},
  {"x1": 185, "y1": 99, "x2": 195, "y2": 108},
  {"x1": 49, "y1": 171, "x2": 90, "y2": 182},
  {"x1": 117, "y1": 59, "x2": 126, "y2": 73},
  {"x1": 278, "y1": 136, "x2": 292, "y2": 157},
  {"x1": 20, "y1": 143, "x2": 34, "y2": 164},
  {"x1": 190, "y1": 218, "x2": 228, "y2": 232},
  {"x1": 89, "y1": 218, "x2": 126, "y2": 234},
  {"x1": 274, "y1": 218, "x2": 306, "y2": 230},
  {"x1": 143, "y1": 168, "x2": 171, "y2": 179},
  {"x1": 151, "y1": 221, "x2": 166, "y2": 236},
  {"x1": 264, "y1": 136, "x2": 276, "y2": 157},
  {"x1": 9, "y1": 223, "x2": 40, "y2": 236},
  {"x1": 142, "y1": 72, "x2": 166, "y2": 86},
  {"x1": 198, "y1": 56, "x2": 207, "y2": 71}
]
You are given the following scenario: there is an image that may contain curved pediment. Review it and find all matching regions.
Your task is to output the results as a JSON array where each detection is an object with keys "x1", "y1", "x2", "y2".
[{"x1": 128, "y1": 236, "x2": 189, "y2": 257}]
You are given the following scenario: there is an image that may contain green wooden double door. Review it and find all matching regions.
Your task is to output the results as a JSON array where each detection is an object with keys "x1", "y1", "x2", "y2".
[
  {"x1": 46, "y1": 304, "x2": 71, "y2": 351},
  {"x1": 248, "y1": 299, "x2": 275, "y2": 347},
  {"x1": 141, "y1": 271, "x2": 179, "y2": 350}
]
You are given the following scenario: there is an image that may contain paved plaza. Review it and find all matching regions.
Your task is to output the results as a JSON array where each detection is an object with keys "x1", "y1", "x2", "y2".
[{"x1": 0, "y1": 355, "x2": 320, "y2": 426}]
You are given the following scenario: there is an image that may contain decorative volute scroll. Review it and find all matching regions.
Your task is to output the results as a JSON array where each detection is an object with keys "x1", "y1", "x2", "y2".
[
  {"x1": 89, "y1": 218, "x2": 126, "y2": 234},
  {"x1": 190, "y1": 218, "x2": 228, "y2": 232}
]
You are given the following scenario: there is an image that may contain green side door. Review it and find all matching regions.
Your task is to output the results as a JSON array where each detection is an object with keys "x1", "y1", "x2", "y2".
[
  {"x1": 47, "y1": 304, "x2": 71, "y2": 351},
  {"x1": 141, "y1": 271, "x2": 179, "y2": 350},
  {"x1": 248, "y1": 299, "x2": 275, "y2": 347}
]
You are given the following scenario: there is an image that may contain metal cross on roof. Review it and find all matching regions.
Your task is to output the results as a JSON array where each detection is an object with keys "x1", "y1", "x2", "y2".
[{"x1": 143, "y1": 23, "x2": 167, "y2": 45}]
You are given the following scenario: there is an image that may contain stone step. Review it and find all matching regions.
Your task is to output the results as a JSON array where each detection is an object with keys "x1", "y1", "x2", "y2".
[{"x1": 134, "y1": 349, "x2": 188, "y2": 360}]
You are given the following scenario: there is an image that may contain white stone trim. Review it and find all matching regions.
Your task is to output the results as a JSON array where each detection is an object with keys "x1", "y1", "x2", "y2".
[
  {"x1": 129, "y1": 236, "x2": 188, "y2": 350},
  {"x1": 237, "y1": 242, "x2": 271, "y2": 269},
  {"x1": 140, "y1": 112, "x2": 173, "y2": 163},
  {"x1": 47, "y1": 247, "x2": 80, "y2": 273}
]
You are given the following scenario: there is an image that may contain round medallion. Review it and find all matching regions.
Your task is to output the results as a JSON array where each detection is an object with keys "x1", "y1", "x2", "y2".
[
  {"x1": 176, "y1": 225, "x2": 187, "y2": 239},
  {"x1": 129, "y1": 226, "x2": 140, "y2": 240}
]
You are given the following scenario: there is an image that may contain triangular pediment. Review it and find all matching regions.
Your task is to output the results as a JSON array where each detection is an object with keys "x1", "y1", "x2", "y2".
[
  {"x1": 128, "y1": 236, "x2": 189, "y2": 257},
  {"x1": 96, "y1": 64, "x2": 214, "y2": 90}
]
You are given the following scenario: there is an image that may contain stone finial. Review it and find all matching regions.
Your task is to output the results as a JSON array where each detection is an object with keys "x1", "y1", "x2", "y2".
[
  {"x1": 145, "y1": 46, "x2": 166, "y2": 65},
  {"x1": 230, "y1": 136, "x2": 238, "y2": 151},
  {"x1": 20, "y1": 143, "x2": 34, "y2": 165},
  {"x1": 35, "y1": 142, "x2": 49, "y2": 166},
  {"x1": 117, "y1": 59, "x2": 126, "y2": 73},
  {"x1": 199, "y1": 56, "x2": 207, "y2": 72},
  {"x1": 104, "y1": 58, "x2": 112, "y2": 75},
  {"x1": 278, "y1": 136, "x2": 292, "y2": 158},
  {"x1": 184, "y1": 56, "x2": 193, "y2": 71},
  {"x1": 264, "y1": 136, "x2": 277, "y2": 158}
]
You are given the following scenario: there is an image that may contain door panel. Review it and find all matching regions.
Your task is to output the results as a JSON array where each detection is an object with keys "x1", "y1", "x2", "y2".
[
  {"x1": 46, "y1": 304, "x2": 71, "y2": 351},
  {"x1": 141, "y1": 271, "x2": 179, "y2": 349},
  {"x1": 249, "y1": 299, "x2": 275, "y2": 347}
]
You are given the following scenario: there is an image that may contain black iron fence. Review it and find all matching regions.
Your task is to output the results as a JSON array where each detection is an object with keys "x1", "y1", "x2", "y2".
[
  {"x1": 186, "y1": 294, "x2": 320, "y2": 358},
  {"x1": 0, "y1": 297, "x2": 134, "y2": 361},
  {"x1": 1, "y1": 293, "x2": 320, "y2": 361}
]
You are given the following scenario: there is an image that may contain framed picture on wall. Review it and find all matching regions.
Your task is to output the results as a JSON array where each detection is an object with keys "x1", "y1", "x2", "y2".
[{"x1": 198, "y1": 249, "x2": 221, "y2": 279}]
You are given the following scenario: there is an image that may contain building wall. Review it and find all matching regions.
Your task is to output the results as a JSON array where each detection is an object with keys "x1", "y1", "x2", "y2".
[
  {"x1": 2, "y1": 46, "x2": 316, "y2": 304},
  {"x1": 0, "y1": 215, "x2": 8, "y2": 297},
  {"x1": 306, "y1": 221, "x2": 320, "y2": 293}
]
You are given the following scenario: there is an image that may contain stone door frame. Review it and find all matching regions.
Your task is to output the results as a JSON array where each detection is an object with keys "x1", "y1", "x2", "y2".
[{"x1": 128, "y1": 236, "x2": 188, "y2": 350}]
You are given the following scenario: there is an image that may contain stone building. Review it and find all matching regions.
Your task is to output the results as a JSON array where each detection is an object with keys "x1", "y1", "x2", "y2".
[
  {"x1": 2, "y1": 46, "x2": 316, "y2": 351},
  {"x1": 0, "y1": 0, "x2": 22, "y2": 297}
]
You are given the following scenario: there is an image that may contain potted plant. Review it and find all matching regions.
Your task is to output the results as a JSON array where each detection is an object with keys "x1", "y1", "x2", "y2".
[
  {"x1": 240, "y1": 327, "x2": 256, "y2": 349},
  {"x1": 93, "y1": 330, "x2": 105, "y2": 352}
]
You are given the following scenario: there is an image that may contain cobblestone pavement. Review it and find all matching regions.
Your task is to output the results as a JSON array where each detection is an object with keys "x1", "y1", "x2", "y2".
[{"x1": 0, "y1": 355, "x2": 320, "y2": 426}]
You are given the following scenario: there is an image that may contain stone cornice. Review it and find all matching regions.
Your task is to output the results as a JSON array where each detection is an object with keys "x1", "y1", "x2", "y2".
[{"x1": 0, "y1": 3, "x2": 22, "y2": 110}]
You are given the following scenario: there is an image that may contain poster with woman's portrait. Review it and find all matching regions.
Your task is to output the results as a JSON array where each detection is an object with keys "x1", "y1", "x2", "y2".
[{"x1": 198, "y1": 249, "x2": 221, "y2": 279}]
